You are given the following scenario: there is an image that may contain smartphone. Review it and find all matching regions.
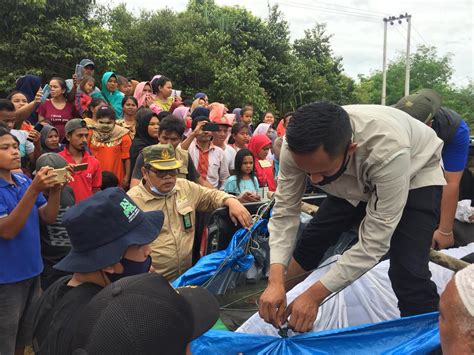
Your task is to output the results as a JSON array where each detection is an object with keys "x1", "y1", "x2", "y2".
[
  {"x1": 203, "y1": 122, "x2": 220, "y2": 132},
  {"x1": 72, "y1": 163, "x2": 88, "y2": 172},
  {"x1": 75, "y1": 64, "x2": 84, "y2": 81},
  {"x1": 51, "y1": 168, "x2": 68, "y2": 184},
  {"x1": 33, "y1": 122, "x2": 44, "y2": 133},
  {"x1": 40, "y1": 85, "x2": 50, "y2": 103},
  {"x1": 27, "y1": 122, "x2": 44, "y2": 142}
]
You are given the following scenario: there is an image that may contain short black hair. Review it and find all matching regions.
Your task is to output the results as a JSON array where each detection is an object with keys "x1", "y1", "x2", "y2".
[
  {"x1": 96, "y1": 105, "x2": 116, "y2": 121},
  {"x1": 101, "y1": 171, "x2": 119, "y2": 190},
  {"x1": 157, "y1": 111, "x2": 171, "y2": 121},
  {"x1": 0, "y1": 126, "x2": 19, "y2": 144},
  {"x1": 191, "y1": 116, "x2": 210, "y2": 130},
  {"x1": 159, "y1": 115, "x2": 185, "y2": 137},
  {"x1": 0, "y1": 98, "x2": 15, "y2": 112},
  {"x1": 286, "y1": 102, "x2": 352, "y2": 157}
]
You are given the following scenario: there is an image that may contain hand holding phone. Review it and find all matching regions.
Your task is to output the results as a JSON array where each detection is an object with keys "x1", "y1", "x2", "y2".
[
  {"x1": 203, "y1": 122, "x2": 219, "y2": 132},
  {"x1": 75, "y1": 64, "x2": 84, "y2": 81},
  {"x1": 72, "y1": 163, "x2": 88, "y2": 172},
  {"x1": 40, "y1": 85, "x2": 50, "y2": 103}
]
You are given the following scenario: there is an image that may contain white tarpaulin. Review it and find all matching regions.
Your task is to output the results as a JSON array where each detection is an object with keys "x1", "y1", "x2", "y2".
[{"x1": 237, "y1": 244, "x2": 474, "y2": 337}]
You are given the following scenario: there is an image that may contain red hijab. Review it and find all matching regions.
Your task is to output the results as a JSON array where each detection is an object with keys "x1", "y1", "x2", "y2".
[{"x1": 248, "y1": 134, "x2": 276, "y2": 191}]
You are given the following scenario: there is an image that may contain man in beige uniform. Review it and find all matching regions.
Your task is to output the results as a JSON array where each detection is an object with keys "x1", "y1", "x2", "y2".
[
  {"x1": 128, "y1": 143, "x2": 252, "y2": 281},
  {"x1": 259, "y1": 102, "x2": 446, "y2": 333}
]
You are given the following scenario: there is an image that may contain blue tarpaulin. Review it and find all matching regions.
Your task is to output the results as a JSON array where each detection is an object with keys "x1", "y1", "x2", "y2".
[
  {"x1": 172, "y1": 219, "x2": 268, "y2": 288},
  {"x1": 192, "y1": 312, "x2": 440, "y2": 354}
]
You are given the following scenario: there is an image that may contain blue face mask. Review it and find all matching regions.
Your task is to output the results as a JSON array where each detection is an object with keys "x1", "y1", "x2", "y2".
[
  {"x1": 106, "y1": 255, "x2": 152, "y2": 283},
  {"x1": 146, "y1": 172, "x2": 175, "y2": 196}
]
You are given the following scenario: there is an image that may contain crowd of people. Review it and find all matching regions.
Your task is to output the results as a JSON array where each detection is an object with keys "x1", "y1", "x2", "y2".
[{"x1": 0, "y1": 57, "x2": 473, "y2": 354}]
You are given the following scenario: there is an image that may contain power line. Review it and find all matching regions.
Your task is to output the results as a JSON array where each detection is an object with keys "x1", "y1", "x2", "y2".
[
  {"x1": 278, "y1": 0, "x2": 389, "y2": 17},
  {"x1": 411, "y1": 24, "x2": 430, "y2": 47},
  {"x1": 276, "y1": 1, "x2": 381, "y2": 22}
]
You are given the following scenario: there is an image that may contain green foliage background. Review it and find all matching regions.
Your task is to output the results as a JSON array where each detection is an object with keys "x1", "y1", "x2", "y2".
[{"x1": 0, "y1": 0, "x2": 472, "y2": 128}]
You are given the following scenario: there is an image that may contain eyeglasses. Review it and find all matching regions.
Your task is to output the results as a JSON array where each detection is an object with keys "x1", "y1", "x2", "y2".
[{"x1": 149, "y1": 168, "x2": 179, "y2": 178}]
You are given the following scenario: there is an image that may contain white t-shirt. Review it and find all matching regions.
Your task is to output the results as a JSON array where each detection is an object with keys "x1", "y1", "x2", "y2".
[
  {"x1": 223, "y1": 145, "x2": 237, "y2": 172},
  {"x1": 11, "y1": 129, "x2": 34, "y2": 157}
]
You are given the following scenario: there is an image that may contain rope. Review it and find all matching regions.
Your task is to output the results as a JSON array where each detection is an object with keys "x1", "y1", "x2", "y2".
[{"x1": 202, "y1": 197, "x2": 275, "y2": 289}]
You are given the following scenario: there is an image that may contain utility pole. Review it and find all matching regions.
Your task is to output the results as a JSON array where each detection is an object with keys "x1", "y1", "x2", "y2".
[
  {"x1": 404, "y1": 15, "x2": 412, "y2": 96},
  {"x1": 381, "y1": 13, "x2": 412, "y2": 105}
]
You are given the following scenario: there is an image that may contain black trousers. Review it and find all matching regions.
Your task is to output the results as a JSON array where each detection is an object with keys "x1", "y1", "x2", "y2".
[{"x1": 293, "y1": 185, "x2": 442, "y2": 316}]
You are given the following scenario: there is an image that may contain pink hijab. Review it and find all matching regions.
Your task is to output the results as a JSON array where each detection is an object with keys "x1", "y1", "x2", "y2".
[
  {"x1": 134, "y1": 81, "x2": 152, "y2": 108},
  {"x1": 173, "y1": 106, "x2": 190, "y2": 121}
]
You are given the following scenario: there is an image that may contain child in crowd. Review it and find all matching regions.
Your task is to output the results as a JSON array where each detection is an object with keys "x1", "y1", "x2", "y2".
[
  {"x1": 37, "y1": 77, "x2": 76, "y2": 138},
  {"x1": 240, "y1": 106, "x2": 254, "y2": 130},
  {"x1": 224, "y1": 148, "x2": 260, "y2": 199},
  {"x1": 0, "y1": 127, "x2": 61, "y2": 355},
  {"x1": 248, "y1": 134, "x2": 276, "y2": 192},
  {"x1": 93, "y1": 72, "x2": 124, "y2": 118},
  {"x1": 229, "y1": 122, "x2": 250, "y2": 151},
  {"x1": 82, "y1": 97, "x2": 106, "y2": 128},
  {"x1": 116, "y1": 96, "x2": 138, "y2": 139},
  {"x1": 75, "y1": 76, "x2": 96, "y2": 117},
  {"x1": 88, "y1": 106, "x2": 132, "y2": 189},
  {"x1": 117, "y1": 75, "x2": 133, "y2": 96}
]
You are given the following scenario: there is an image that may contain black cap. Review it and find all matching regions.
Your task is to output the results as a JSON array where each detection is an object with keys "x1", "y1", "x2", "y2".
[
  {"x1": 71, "y1": 273, "x2": 219, "y2": 355},
  {"x1": 54, "y1": 187, "x2": 164, "y2": 273}
]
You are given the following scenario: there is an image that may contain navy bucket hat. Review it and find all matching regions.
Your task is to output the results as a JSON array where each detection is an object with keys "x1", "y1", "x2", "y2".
[{"x1": 54, "y1": 187, "x2": 164, "y2": 273}]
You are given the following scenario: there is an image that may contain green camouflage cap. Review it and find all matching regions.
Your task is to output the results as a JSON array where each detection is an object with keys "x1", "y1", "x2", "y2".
[
  {"x1": 394, "y1": 89, "x2": 442, "y2": 123},
  {"x1": 143, "y1": 143, "x2": 182, "y2": 171}
]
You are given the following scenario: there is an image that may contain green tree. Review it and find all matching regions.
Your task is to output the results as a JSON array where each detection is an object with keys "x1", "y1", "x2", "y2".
[
  {"x1": 354, "y1": 45, "x2": 454, "y2": 105},
  {"x1": 0, "y1": 0, "x2": 125, "y2": 93}
]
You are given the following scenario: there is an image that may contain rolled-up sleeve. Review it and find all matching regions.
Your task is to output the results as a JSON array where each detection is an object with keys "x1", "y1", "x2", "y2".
[
  {"x1": 320, "y1": 150, "x2": 411, "y2": 292},
  {"x1": 269, "y1": 141, "x2": 307, "y2": 266}
]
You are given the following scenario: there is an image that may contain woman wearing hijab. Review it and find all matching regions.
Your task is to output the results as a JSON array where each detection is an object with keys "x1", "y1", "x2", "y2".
[
  {"x1": 253, "y1": 123, "x2": 276, "y2": 160},
  {"x1": 133, "y1": 81, "x2": 162, "y2": 114},
  {"x1": 40, "y1": 124, "x2": 63, "y2": 153},
  {"x1": 248, "y1": 134, "x2": 276, "y2": 192},
  {"x1": 232, "y1": 108, "x2": 242, "y2": 123},
  {"x1": 129, "y1": 108, "x2": 160, "y2": 173},
  {"x1": 92, "y1": 71, "x2": 125, "y2": 118},
  {"x1": 173, "y1": 106, "x2": 192, "y2": 137}
]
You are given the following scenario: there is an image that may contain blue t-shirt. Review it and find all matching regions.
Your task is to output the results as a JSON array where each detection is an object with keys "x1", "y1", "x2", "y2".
[
  {"x1": 224, "y1": 175, "x2": 259, "y2": 195},
  {"x1": 442, "y1": 120, "x2": 470, "y2": 172},
  {"x1": 0, "y1": 173, "x2": 46, "y2": 283}
]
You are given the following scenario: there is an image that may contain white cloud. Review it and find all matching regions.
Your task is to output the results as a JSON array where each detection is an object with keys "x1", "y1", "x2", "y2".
[{"x1": 100, "y1": 0, "x2": 474, "y2": 86}]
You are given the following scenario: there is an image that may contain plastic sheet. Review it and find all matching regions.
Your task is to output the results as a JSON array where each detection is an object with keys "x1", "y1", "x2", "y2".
[
  {"x1": 192, "y1": 312, "x2": 440, "y2": 354},
  {"x1": 172, "y1": 219, "x2": 268, "y2": 288}
]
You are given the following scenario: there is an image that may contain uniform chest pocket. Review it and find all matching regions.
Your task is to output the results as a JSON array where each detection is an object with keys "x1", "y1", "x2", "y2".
[{"x1": 177, "y1": 205, "x2": 194, "y2": 230}]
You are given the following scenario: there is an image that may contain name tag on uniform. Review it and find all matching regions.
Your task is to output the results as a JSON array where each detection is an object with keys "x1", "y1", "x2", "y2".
[{"x1": 183, "y1": 213, "x2": 192, "y2": 230}]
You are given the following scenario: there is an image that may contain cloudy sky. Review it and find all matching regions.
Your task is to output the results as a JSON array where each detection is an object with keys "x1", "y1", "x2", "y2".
[{"x1": 103, "y1": 0, "x2": 473, "y2": 87}]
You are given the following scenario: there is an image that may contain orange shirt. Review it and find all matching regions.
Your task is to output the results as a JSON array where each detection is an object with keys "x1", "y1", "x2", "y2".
[{"x1": 88, "y1": 132, "x2": 132, "y2": 184}]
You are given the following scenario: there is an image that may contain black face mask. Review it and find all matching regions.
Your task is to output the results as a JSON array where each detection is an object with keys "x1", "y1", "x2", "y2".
[
  {"x1": 106, "y1": 255, "x2": 152, "y2": 283},
  {"x1": 309, "y1": 146, "x2": 350, "y2": 187}
]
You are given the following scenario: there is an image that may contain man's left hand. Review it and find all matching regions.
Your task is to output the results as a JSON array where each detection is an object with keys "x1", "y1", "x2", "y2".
[
  {"x1": 226, "y1": 198, "x2": 252, "y2": 228},
  {"x1": 284, "y1": 289, "x2": 320, "y2": 333}
]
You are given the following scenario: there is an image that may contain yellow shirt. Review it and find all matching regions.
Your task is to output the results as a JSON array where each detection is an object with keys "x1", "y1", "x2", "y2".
[
  {"x1": 153, "y1": 97, "x2": 173, "y2": 112},
  {"x1": 127, "y1": 178, "x2": 234, "y2": 281}
]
